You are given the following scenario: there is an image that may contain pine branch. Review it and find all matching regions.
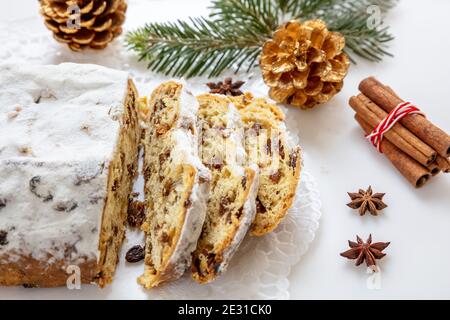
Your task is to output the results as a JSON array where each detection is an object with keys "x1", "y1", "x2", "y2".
[
  {"x1": 210, "y1": 0, "x2": 280, "y2": 36},
  {"x1": 286, "y1": 0, "x2": 398, "y2": 63},
  {"x1": 329, "y1": 12, "x2": 394, "y2": 63},
  {"x1": 125, "y1": 17, "x2": 264, "y2": 78},
  {"x1": 126, "y1": 0, "x2": 398, "y2": 78},
  {"x1": 277, "y1": 0, "x2": 291, "y2": 14},
  {"x1": 284, "y1": 0, "x2": 336, "y2": 19}
]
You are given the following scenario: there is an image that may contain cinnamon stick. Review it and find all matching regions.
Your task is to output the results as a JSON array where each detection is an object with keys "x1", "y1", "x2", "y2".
[
  {"x1": 427, "y1": 162, "x2": 441, "y2": 176},
  {"x1": 349, "y1": 95, "x2": 437, "y2": 166},
  {"x1": 436, "y1": 156, "x2": 450, "y2": 173},
  {"x1": 359, "y1": 77, "x2": 450, "y2": 158},
  {"x1": 355, "y1": 114, "x2": 431, "y2": 188}
]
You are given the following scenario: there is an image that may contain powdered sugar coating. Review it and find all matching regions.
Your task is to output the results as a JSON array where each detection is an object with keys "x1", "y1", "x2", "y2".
[{"x1": 0, "y1": 63, "x2": 130, "y2": 264}]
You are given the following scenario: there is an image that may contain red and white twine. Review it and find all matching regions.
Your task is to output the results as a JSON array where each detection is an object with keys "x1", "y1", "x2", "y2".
[{"x1": 366, "y1": 102, "x2": 425, "y2": 152}]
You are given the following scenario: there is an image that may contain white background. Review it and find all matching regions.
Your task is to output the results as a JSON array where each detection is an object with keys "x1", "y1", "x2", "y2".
[{"x1": 0, "y1": 0, "x2": 449, "y2": 299}]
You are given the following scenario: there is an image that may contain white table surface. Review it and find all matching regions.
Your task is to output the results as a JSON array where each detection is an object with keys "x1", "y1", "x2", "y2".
[{"x1": 1, "y1": 0, "x2": 449, "y2": 300}]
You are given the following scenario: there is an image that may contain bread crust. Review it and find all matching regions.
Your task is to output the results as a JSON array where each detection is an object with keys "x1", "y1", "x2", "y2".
[{"x1": 0, "y1": 253, "x2": 97, "y2": 287}]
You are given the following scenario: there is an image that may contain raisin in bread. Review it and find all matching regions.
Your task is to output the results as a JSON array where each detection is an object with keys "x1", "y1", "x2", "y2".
[
  {"x1": 230, "y1": 93, "x2": 302, "y2": 236},
  {"x1": 138, "y1": 81, "x2": 210, "y2": 288},
  {"x1": 191, "y1": 94, "x2": 259, "y2": 284},
  {"x1": 0, "y1": 63, "x2": 140, "y2": 287}
]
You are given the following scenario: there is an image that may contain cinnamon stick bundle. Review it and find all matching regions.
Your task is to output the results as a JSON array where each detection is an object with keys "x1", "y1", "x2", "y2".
[
  {"x1": 359, "y1": 77, "x2": 450, "y2": 158},
  {"x1": 349, "y1": 95, "x2": 436, "y2": 166},
  {"x1": 355, "y1": 115, "x2": 431, "y2": 188},
  {"x1": 350, "y1": 77, "x2": 450, "y2": 188}
]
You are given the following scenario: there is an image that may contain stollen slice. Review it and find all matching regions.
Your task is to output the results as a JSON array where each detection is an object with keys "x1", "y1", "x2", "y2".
[
  {"x1": 191, "y1": 94, "x2": 259, "y2": 283},
  {"x1": 138, "y1": 81, "x2": 210, "y2": 288},
  {"x1": 230, "y1": 93, "x2": 302, "y2": 236}
]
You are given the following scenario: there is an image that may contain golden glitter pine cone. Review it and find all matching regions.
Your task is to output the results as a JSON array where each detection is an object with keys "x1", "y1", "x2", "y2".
[
  {"x1": 39, "y1": 0, "x2": 127, "y2": 51},
  {"x1": 260, "y1": 20, "x2": 350, "y2": 109}
]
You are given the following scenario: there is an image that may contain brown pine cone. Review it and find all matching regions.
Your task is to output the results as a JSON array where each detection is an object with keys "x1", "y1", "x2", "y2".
[
  {"x1": 39, "y1": 0, "x2": 127, "y2": 51},
  {"x1": 260, "y1": 20, "x2": 350, "y2": 109}
]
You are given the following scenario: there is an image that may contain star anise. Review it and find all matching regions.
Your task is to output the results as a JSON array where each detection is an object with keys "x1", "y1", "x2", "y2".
[
  {"x1": 206, "y1": 77, "x2": 245, "y2": 96},
  {"x1": 340, "y1": 234, "x2": 390, "y2": 267},
  {"x1": 347, "y1": 186, "x2": 387, "y2": 216}
]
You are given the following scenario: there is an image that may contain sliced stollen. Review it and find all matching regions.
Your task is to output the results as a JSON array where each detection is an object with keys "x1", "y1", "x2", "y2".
[
  {"x1": 0, "y1": 63, "x2": 141, "y2": 287},
  {"x1": 138, "y1": 81, "x2": 211, "y2": 288},
  {"x1": 192, "y1": 94, "x2": 259, "y2": 284},
  {"x1": 230, "y1": 93, "x2": 302, "y2": 236}
]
